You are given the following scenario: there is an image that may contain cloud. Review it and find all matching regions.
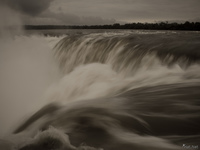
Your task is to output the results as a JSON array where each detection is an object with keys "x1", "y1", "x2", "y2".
[
  {"x1": 0, "y1": 0, "x2": 54, "y2": 16},
  {"x1": 0, "y1": 0, "x2": 116, "y2": 25},
  {"x1": 50, "y1": 0, "x2": 200, "y2": 23},
  {"x1": 23, "y1": 10, "x2": 116, "y2": 25},
  {"x1": 1, "y1": 0, "x2": 200, "y2": 25}
]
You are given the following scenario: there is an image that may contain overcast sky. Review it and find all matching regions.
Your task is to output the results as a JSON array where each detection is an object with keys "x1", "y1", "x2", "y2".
[{"x1": 1, "y1": 0, "x2": 200, "y2": 25}]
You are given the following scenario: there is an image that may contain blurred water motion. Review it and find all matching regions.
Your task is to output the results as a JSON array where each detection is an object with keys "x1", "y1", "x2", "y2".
[{"x1": 0, "y1": 30, "x2": 200, "y2": 150}]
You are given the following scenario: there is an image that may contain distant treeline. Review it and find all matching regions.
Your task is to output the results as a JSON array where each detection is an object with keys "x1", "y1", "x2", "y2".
[{"x1": 24, "y1": 21, "x2": 200, "y2": 30}]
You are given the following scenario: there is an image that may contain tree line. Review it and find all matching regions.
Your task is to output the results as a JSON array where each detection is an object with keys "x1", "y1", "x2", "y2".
[{"x1": 24, "y1": 21, "x2": 200, "y2": 31}]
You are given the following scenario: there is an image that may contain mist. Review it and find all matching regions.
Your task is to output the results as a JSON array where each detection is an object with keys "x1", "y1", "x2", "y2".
[{"x1": 0, "y1": 9, "x2": 61, "y2": 135}]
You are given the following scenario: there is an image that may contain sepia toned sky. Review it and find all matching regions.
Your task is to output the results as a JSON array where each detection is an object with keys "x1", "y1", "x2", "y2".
[{"x1": 1, "y1": 0, "x2": 200, "y2": 25}]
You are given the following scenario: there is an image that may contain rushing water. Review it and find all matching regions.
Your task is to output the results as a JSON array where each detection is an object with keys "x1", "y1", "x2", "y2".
[{"x1": 0, "y1": 30, "x2": 200, "y2": 150}]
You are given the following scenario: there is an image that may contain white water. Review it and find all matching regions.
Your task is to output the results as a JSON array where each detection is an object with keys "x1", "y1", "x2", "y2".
[
  {"x1": 0, "y1": 32, "x2": 200, "y2": 150},
  {"x1": 44, "y1": 51, "x2": 200, "y2": 105},
  {"x1": 1, "y1": 34, "x2": 200, "y2": 136}
]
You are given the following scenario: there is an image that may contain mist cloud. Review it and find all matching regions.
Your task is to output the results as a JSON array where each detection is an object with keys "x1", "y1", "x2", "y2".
[{"x1": 0, "y1": 0, "x2": 54, "y2": 16}]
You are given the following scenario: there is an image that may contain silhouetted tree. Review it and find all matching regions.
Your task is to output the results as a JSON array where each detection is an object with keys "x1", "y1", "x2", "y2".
[{"x1": 24, "y1": 21, "x2": 200, "y2": 31}]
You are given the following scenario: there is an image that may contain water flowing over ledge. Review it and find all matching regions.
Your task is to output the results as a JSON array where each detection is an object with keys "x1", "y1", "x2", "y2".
[{"x1": 0, "y1": 30, "x2": 200, "y2": 150}]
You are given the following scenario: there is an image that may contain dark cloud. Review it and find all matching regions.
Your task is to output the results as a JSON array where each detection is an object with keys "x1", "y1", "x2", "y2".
[{"x1": 0, "y1": 0, "x2": 54, "y2": 16}]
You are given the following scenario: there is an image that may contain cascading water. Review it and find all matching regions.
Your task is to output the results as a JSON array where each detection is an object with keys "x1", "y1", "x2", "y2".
[{"x1": 0, "y1": 30, "x2": 200, "y2": 150}]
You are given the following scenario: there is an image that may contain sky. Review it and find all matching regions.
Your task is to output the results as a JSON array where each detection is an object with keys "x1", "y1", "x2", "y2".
[{"x1": 0, "y1": 0, "x2": 200, "y2": 25}]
